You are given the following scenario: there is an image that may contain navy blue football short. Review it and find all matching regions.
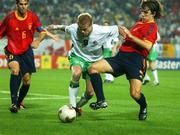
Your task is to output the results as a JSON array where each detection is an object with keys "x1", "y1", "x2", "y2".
[
  {"x1": 105, "y1": 51, "x2": 147, "y2": 81},
  {"x1": 4, "y1": 46, "x2": 36, "y2": 75}
]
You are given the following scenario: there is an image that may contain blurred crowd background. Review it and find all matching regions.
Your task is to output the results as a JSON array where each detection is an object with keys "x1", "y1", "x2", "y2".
[{"x1": 0, "y1": 0, "x2": 180, "y2": 44}]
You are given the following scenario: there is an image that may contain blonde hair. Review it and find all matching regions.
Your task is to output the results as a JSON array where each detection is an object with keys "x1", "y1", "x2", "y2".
[{"x1": 77, "y1": 13, "x2": 93, "y2": 26}]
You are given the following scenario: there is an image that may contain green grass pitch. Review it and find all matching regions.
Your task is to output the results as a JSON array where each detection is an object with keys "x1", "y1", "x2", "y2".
[{"x1": 0, "y1": 69, "x2": 180, "y2": 135}]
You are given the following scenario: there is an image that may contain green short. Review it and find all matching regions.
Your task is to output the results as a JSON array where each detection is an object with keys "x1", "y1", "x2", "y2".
[
  {"x1": 68, "y1": 53, "x2": 92, "y2": 79},
  {"x1": 103, "y1": 48, "x2": 112, "y2": 58},
  {"x1": 148, "y1": 47, "x2": 158, "y2": 61}
]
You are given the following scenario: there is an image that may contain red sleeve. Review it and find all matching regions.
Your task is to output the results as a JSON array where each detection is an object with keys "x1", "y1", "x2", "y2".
[
  {"x1": 32, "y1": 12, "x2": 45, "y2": 33},
  {"x1": 0, "y1": 16, "x2": 9, "y2": 39},
  {"x1": 144, "y1": 24, "x2": 158, "y2": 44}
]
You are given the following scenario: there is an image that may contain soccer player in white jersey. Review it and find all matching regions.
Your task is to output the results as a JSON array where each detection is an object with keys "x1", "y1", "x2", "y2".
[
  {"x1": 47, "y1": 13, "x2": 125, "y2": 115},
  {"x1": 143, "y1": 32, "x2": 160, "y2": 86},
  {"x1": 103, "y1": 20, "x2": 119, "y2": 83}
]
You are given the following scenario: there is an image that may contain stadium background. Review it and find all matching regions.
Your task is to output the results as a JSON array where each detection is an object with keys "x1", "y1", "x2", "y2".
[{"x1": 0, "y1": 0, "x2": 180, "y2": 70}]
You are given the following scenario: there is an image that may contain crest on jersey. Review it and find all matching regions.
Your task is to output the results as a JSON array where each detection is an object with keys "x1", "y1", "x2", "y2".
[
  {"x1": 15, "y1": 27, "x2": 19, "y2": 31},
  {"x1": 28, "y1": 23, "x2": 32, "y2": 30}
]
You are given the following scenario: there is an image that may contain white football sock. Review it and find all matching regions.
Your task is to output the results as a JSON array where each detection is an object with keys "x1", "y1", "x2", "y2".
[
  {"x1": 144, "y1": 73, "x2": 150, "y2": 81},
  {"x1": 69, "y1": 86, "x2": 79, "y2": 108},
  {"x1": 105, "y1": 73, "x2": 109, "y2": 80},
  {"x1": 105, "y1": 73, "x2": 114, "y2": 81},
  {"x1": 152, "y1": 70, "x2": 159, "y2": 83},
  {"x1": 108, "y1": 74, "x2": 114, "y2": 81}
]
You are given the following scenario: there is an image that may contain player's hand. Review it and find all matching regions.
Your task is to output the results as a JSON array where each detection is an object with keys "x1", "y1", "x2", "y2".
[
  {"x1": 119, "y1": 26, "x2": 126, "y2": 39},
  {"x1": 31, "y1": 39, "x2": 40, "y2": 49},
  {"x1": 120, "y1": 26, "x2": 133, "y2": 39}
]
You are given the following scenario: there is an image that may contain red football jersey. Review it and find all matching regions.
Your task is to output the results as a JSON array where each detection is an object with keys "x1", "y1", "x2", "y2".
[
  {"x1": 120, "y1": 21, "x2": 158, "y2": 58},
  {"x1": 0, "y1": 10, "x2": 43, "y2": 55}
]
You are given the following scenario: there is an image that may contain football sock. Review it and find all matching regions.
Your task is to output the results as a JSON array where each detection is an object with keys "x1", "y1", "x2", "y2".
[
  {"x1": 69, "y1": 81, "x2": 79, "y2": 108},
  {"x1": 105, "y1": 73, "x2": 114, "y2": 81},
  {"x1": 76, "y1": 91, "x2": 93, "y2": 107},
  {"x1": 90, "y1": 73, "x2": 105, "y2": 102},
  {"x1": 135, "y1": 93, "x2": 147, "y2": 109},
  {"x1": 105, "y1": 73, "x2": 109, "y2": 80},
  {"x1": 17, "y1": 84, "x2": 30, "y2": 105},
  {"x1": 84, "y1": 91, "x2": 93, "y2": 100},
  {"x1": 69, "y1": 80, "x2": 79, "y2": 88},
  {"x1": 10, "y1": 74, "x2": 21, "y2": 105},
  {"x1": 152, "y1": 69, "x2": 159, "y2": 83},
  {"x1": 144, "y1": 73, "x2": 150, "y2": 81}
]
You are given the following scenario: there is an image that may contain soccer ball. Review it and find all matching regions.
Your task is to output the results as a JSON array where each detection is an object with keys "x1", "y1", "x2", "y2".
[{"x1": 58, "y1": 105, "x2": 76, "y2": 123}]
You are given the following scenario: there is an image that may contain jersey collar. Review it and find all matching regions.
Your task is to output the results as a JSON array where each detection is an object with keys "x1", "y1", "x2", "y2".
[{"x1": 15, "y1": 11, "x2": 28, "y2": 21}]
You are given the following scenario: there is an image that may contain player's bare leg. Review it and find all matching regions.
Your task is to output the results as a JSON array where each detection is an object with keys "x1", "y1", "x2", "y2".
[
  {"x1": 69, "y1": 66, "x2": 82, "y2": 108},
  {"x1": 76, "y1": 80, "x2": 94, "y2": 115}
]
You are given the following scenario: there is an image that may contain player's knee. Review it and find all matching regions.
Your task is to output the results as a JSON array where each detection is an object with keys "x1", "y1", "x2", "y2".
[
  {"x1": 88, "y1": 65, "x2": 98, "y2": 74},
  {"x1": 72, "y1": 68, "x2": 82, "y2": 79},
  {"x1": 72, "y1": 66, "x2": 82, "y2": 74},
  {"x1": 23, "y1": 74, "x2": 31, "y2": 85},
  {"x1": 9, "y1": 61, "x2": 20, "y2": 75},
  {"x1": 130, "y1": 90, "x2": 140, "y2": 99},
  {"x1": 11, "y1": 69, "x2": 20, "y2": 75}
]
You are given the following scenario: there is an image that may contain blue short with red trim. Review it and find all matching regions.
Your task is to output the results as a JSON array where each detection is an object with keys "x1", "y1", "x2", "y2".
[
  {"x1": 4, "y1": 46, "x2": 36, "y2": 75},
  {"x1": 105, "y1": 51, "x2": 147, "y2": 81}
]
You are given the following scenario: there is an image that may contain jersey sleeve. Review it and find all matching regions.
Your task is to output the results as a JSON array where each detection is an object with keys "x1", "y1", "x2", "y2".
[
  {"x1": 0, "y1": 16, "x2": 8, "y2": 39},
  {"x1": 144, "y1": 24, "x2": 158, "y2": 44},
  {"x1": 32, "y1": 12, "x2": 45, "y2": 33},
  {"x1": 65, "y1": 24, "x2": 77, "y2": 34}
]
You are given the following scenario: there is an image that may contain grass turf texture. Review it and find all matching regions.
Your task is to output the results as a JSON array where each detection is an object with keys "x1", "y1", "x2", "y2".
[{"x1": 0, "y1": 69, "x2": 180, "y2": 135}]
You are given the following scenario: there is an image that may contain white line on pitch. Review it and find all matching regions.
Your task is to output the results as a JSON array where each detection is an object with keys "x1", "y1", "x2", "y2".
[
  {"x1": 0, "y1": 97, "x2": 67, "y2": 100},
  {"x1": 0, "y1": 90, "x2": 80, "y2": 100},
  {"x1": 0, "y1": 90, "x2": 67, "y2": 98}
]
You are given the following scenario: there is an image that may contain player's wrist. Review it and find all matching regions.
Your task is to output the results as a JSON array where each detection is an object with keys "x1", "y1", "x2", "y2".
[
  {"x1": 35, "y1": 38, "x2": 42, "y2": 43},
  {"x1": 54, "y1": 25, "x2": 65, "y2": 30}
]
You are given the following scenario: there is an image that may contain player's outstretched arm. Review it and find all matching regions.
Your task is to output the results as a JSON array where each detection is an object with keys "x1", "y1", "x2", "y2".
[
  {"x1": 31, "y1": 30, "x2": 60, "y2": 49},
  {"x1": 46, "y1": 25, "x2": 66, "y2": 32},
  {"x1": 45, "y1": 30, "x2": 60, "y2": 41}
]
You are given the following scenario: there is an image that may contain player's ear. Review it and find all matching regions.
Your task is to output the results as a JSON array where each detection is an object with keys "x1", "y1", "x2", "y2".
[{"x1": 15, "y1": 3, "x2": 19, "y2": 10}]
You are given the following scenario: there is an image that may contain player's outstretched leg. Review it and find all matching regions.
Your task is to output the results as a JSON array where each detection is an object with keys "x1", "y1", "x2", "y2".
[
  {"x1": 76, "y1": 91, "x2": 93, "y2": 108},
  {"x1": 89, "y1": 73, "x2": 107, "y2": 110}
]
